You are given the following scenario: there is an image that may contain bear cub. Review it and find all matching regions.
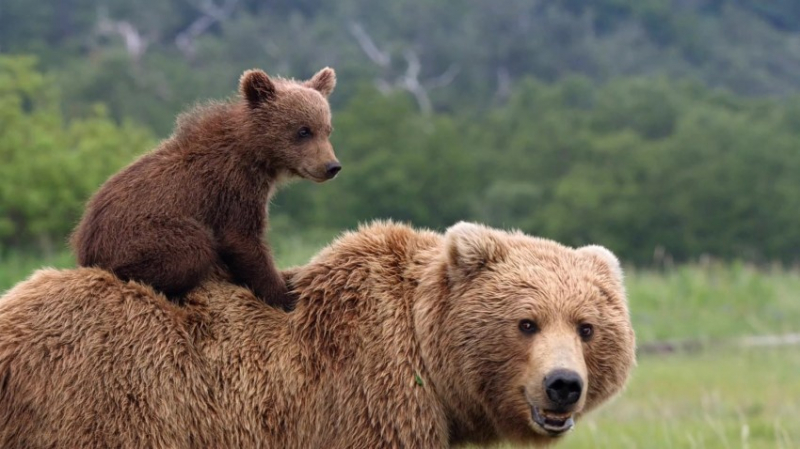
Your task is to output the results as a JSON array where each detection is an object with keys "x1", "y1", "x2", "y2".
[{"x1": 71, "y1": 67, "x2": 340, "y2": 310}]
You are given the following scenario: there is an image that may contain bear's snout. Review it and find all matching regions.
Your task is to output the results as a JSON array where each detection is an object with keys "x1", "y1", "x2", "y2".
[
  {"x1": 543, "y1": 369, "x2": 583, "y2": 410},
  {"x1": 324, "y1": 161, "x2": 342, "y2": 179}
]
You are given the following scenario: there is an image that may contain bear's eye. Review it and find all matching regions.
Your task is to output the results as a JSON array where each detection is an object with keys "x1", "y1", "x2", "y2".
[
  {"x1": 578, "y1": 323, "x2": 594, "y2": 342},
  {"x1": 518, "y1": 319, "x2": 539, "y2": 335},
  {"x1": 297, "y1": 127, "x2": 313, "y2": 139}
]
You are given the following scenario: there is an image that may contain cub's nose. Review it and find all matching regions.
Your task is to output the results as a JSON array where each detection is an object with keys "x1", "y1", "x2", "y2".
[
  {"x1": 544, "y1": 369, "x2": 583, "y2": 408},
  {"x1": 325, "y1": 161, "x2": 342, "y2": 179}
]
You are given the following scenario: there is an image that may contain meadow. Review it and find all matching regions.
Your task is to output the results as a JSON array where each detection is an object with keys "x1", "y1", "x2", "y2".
[
  {"x1": 2, "y1": 233, "x2": 799, "y2": 449},
  {"x1": 560, "y1": 262, "x2": 800, "y2": 449}
]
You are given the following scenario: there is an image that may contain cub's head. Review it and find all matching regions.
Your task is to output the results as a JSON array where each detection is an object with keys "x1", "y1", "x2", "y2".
[
  {"x1": 429, "y1": 222, "x2": 635, "y2": 445},
  {"x1": 238, "y1": 67, "x2": 340, "y2": 182}
]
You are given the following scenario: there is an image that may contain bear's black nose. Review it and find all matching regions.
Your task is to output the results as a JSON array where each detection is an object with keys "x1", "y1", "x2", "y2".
[
  {"x1": 325, "y1": 162, "x2": 342, "y2": 178},
  {"x1": 544, "y1": 369, "x2": 583, "y2": 408}
]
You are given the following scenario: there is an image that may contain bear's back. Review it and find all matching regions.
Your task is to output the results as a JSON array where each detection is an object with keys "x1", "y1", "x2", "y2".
[{"x1": 0, "y1": 268, "x2": 229, "y2": 447}]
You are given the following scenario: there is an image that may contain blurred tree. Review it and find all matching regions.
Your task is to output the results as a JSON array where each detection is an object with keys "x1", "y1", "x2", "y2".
[
  {"x1": 2, "y1": 0, "x2": 800, "y2": 264},
  {"x1": 469, "y1": 75, "x2": 800, "y2": 264},
  {"x1": 0, "y1": 56, "x2": 153, "y2": 254},
  {"x1": 2, "y1": 0, "x2": 799, "y2": 133},
  {"x1": 273, "y1": 85, "x2": 479, "y2": 230}
]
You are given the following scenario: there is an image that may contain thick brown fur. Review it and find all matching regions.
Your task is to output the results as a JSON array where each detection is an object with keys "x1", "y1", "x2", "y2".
[
  {"x1": 1, "y1": 221, "x2": 635, "y2": 448},
  {"x1": 70, "y1": 67, "x2": 340, "y2": 309}
]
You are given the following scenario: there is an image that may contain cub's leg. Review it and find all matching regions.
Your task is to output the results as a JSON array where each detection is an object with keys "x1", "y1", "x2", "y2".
[
  {"x1": 218, "y1": 231, "x2": 292, "y2": 310},
  {"x1": 110, "y1": 218, "x2": 216, "y2": 298}
]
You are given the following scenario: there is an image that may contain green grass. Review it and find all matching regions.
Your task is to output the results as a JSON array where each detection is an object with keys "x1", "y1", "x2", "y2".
[
  {"x1": 3, "y1": 242, "x2": 800, "y2": 449},
  {"x1": 626, "y1": 262, "x2": 800, "y2": 343},
  {"x1": 268, "y1": 223, "x2": 338, "y2": 268},
  {"x1": 559, "y1": 347, "x2": 800, "y2": 449},
  {"x1": 0, "y1": 251, "x2": 74, "y2": 292}
]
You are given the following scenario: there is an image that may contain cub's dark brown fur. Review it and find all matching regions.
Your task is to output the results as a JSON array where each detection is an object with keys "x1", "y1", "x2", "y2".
[{"x1": 71, "y1": 67, "x2": 340, "y2": 310}]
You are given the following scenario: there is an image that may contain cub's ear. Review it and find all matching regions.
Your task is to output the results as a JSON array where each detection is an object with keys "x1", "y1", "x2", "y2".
[
  {"x1": 577, "y1": 245, "x2": 623, "y2": 282},
  {"x1": 305, "y1": 67, "x2": 336, "y2": 97},
  {"x1": 240, "y1": 69, "x2": 276, "y2": 108},
  {"x1": 444, "y1": 221, "x2": 507, "y2": 281}
]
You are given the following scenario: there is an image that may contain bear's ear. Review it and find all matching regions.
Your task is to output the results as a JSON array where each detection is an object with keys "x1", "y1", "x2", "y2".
[
  {"x1": 305, "y1": 67, "x2": 336, "y2": 97},
  {"x1": 239, "y1": 69, "x2": 276, "y2": 108},
  {"x1": 577, "y1": 245, "x2": 623, "y2": 282},
  {"x1": 444, "y1": 221, "x2": 507, "y2": 280}
]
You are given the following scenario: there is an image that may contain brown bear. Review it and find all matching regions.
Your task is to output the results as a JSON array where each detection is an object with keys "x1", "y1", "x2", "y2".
[
  {"x1": 0, "y1": 221, "x2": 635, "y2": 448},
  {"x1": 70, "y1": 67, "x2": 340, "y2": 310}
]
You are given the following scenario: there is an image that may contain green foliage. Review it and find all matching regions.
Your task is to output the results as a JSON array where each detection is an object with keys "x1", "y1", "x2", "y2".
[
  {"x1": 275, "y1": 86, "x2": 479, "y2": 230},
  {"x1": 469, "y1": 76, "x2": 800, "y2": 263},
  {"x1": 4, "y1": 52, "x2": 800, "y2": 264},
  {"x1": 0, "y1": 56, "x2": 154, "y2": 254},
  {"x1": 4, "y1": 0, "x2": 800, "y2": 132},
  {"x1": 3, "y1": 1, "x2": 800, "y2": 264}
]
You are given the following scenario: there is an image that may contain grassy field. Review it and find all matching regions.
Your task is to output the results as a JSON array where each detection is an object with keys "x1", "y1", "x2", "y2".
[
  {"x1": 627, "y1": 262, "x2": 800, "y2": 342},
  {"x1": 0, "y1": 250, "x2": 75, "y2": 291},
  {"x1": 2, "y1": 236, "x2": 799, "y2": 448},
  {"x1": 561, "y1": 263, "x2": 800, "y2": 449},
  {"x1": 559, "y1": 347, "x2": 800, "y2": 449}
]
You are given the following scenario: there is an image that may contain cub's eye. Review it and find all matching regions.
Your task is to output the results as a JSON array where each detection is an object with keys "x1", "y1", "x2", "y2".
[
  {"x1": 518, "y1": 319, "x2": 539, "y2": 335},
  {"x1": 297, "y1": 127, "x2": 313, "y2": 139},
  {"x1": 578, "y1": 323, "x2": 594, "y2": 342}
]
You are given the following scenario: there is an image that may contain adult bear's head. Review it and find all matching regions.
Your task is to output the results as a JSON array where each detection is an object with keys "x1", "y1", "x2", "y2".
[{"x1": 416, "y1": 222, "x2": 636, "y2": 445}]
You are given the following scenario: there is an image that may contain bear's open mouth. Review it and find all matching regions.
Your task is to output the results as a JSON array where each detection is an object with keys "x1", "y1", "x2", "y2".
[{"x1": 531, "y1": 406, "x2": 575, "y2": 436}]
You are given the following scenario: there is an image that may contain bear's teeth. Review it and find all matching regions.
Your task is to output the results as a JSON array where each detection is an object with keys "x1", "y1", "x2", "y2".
[
  {"x1": 543, "y1": 418, "x2": 574, "y2": 431},
  {"x1": 532, "y1": 407, "x2": 575, "y2": 434},
  {"x1": 544, "y1": 412, "x2": 571, "y2": 419}
]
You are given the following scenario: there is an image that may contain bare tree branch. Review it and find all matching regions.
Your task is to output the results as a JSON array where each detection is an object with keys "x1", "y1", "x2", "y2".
[
  {"x1": 424, "y1": 64, "x2": 460, "y2": 89},
  {"x1": 494, "y1": 66, "x2": 512, "y2": 102},
  {"x1": 348, "y1": 23, "x2": 459, "y2": 115},
  {"x1": 176, "y1": 0, "x2": 241, "y2": 58},
  {"x1": 397, "y1": 49, "x2": 432, "y2": 114},
  {"x1": 347, "y1": 22, "x2": 391, "y2": 67},
  {"x1": 94, "y1": 8, "x2": 172, "y2": 100},
  {"x1": 96, "y1": 14, "x2": 150, "y2": 61}
]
